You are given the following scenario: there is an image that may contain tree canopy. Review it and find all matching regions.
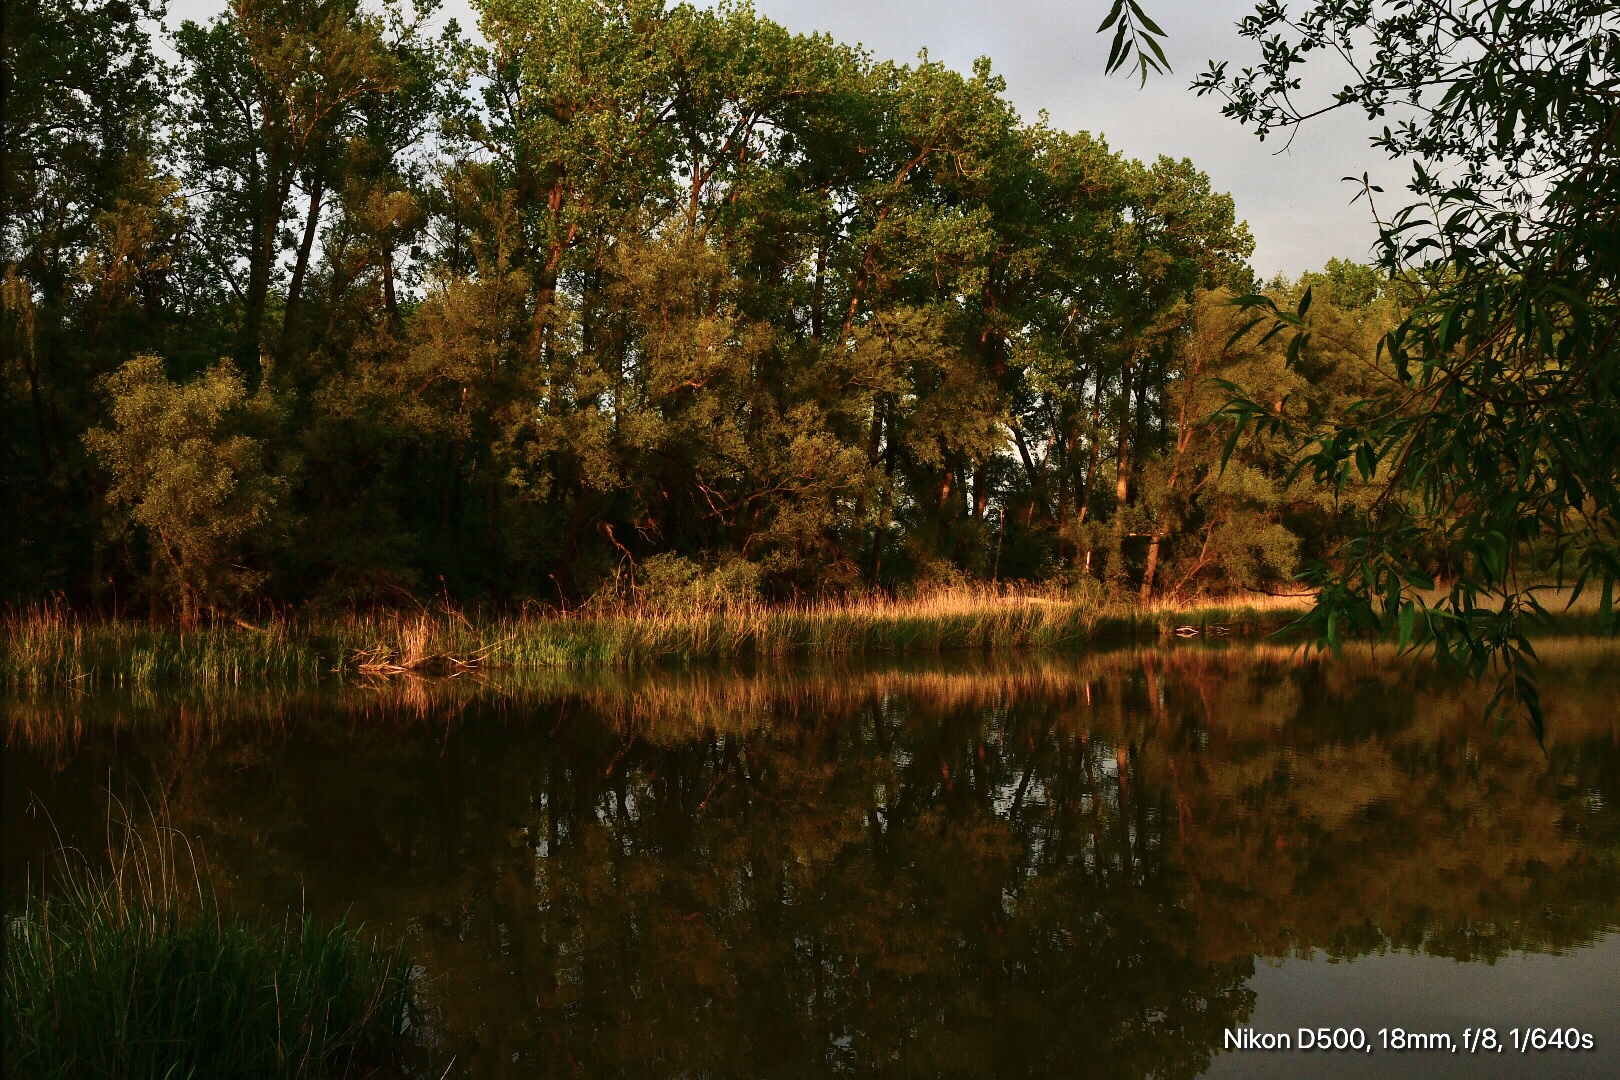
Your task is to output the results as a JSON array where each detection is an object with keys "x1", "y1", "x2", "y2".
[{"x1": 2, "y1": 0, "x2": 1459, "y2": 629}]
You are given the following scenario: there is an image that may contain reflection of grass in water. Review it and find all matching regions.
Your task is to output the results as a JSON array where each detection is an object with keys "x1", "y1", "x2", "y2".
[
  {"x1": 8, "y1": 641, "x2": 1311, "y2": 749},
  {"x1": 3, "y1": 591, "x2": 1311, "y2": 689},
  {"x1": 9, "y1": 637, "x2": 1618, "y2": 754},
  {"x1": 2, "y1": 817, "x2": 411, "y2": 1080}
]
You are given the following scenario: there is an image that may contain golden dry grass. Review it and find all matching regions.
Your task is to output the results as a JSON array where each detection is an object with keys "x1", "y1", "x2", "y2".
[
  {"x1": 2, "y1": 588, "x2": 1315, "y2": 689},
  {"x1": 7, "y1": 585, "x2": 1608, "y2": 691}
]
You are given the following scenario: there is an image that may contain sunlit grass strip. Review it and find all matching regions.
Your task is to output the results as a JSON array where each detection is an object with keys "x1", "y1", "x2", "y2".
[
  {"x1": 4, "y1": 595, "x2": 1294, "y2": 687},
  {"x1": 2, "y1": 827, "x2": 410, "y2": 1080},
  {"x1": 2, "y1": 593, "x2": 1318, "y2": 688},
  {"x1": 499, "y1": 592, "x2": 1309, "y2": 668},
  {"x1": 0, "y1": 605, "x2": 330, "y2": 689}
]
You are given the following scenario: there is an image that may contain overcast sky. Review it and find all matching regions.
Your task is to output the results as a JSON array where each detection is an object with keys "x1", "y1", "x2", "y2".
[{"x1": 164, "y1": 0, "x2": 1407, "y2": 278}]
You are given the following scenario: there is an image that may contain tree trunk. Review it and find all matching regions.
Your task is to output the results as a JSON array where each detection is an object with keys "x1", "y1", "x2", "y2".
[
  {"x1": 1078, "y1": 378, "x2": 1104, "y2": 524},
  {"x1": 1140, "y1": 533, "x2": 1161, "y2": 602},
  {"x1": 89, "y1": 479, "x2": 104, "y2": 615},
  {"x1": 870, "y1": 437, "x2": 896, "y2": 585},
  {"x1": 148, "y1": 543, "x2": 161, "y2": 627},
  {"x1": 281, "y1": 174, "x2": 325, "y2": 354},
  {"x1": 1055, "y1": 423, "x2": 1071, "y2": 533},
  {"x1": 1115, "y1": 352, "x2": 1134, "y2": 508},
  {"x1": 853, "y1": 405, "x2": 882, "y2": 565},
  {"x1": 870, "y1": 483, "x2": 889, "y2": 586},
  {"x1": 382, "y1": 245, "x2": 400, "y2": 325},
  {"x1": 556, "y1": 493, "x2": 590, "y2": 596},
  {"x1": 1009, "y1": 423, "x2": 1047, "y2": 521},
  {"x1": 811, "y1": 220, "x2": 828, "y2": 342},
  {"x1": 21, "y1": 354, "x2": 53, "y2": 477},
  {"x1": 1108, "y1": 351, "x2": 1135, "y2": 590},
  {"x1": 241, "y1": 212, "x2": 272, "y2": 370},
  {"x1": 243, "y1": 169, "x2": 294, "y2": 375}
]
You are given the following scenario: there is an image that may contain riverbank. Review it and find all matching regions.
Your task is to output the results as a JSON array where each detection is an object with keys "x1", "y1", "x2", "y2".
[
  {"x1": 2, "y1": 592, "x2": 1313, "y2": 689},
  {"x1": 8, "y1": 588, "x2": 1611, "y2": 691}
]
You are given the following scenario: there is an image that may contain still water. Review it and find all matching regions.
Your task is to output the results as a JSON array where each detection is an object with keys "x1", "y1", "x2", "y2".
[{"x1": 5, "y1": 642, "x2": 1618, "y2": 1077}]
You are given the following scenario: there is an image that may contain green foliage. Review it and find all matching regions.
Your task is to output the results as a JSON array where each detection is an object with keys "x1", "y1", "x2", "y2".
[
  {"x1": 86, "y1": 355, "x2": 289, "y2": 623},
  {"x1": 629, "y1": 552, "x2": 765, "y2": 610},
  {"x1": 2, "y1": 824, "x2": 410, "y2": 1080},
  {"x1": 1299, "y1": 258, "x2": 1383, "y2": 311},
  {"x1": 1098, "y1": 0, "x2": 1171, "y2": 85},
  {"x1": 1186, "y1": 0, "x2": 1620, "y2": 737},
  {"x1": 1132, "y1": 284, "x2": 1397, "y2": 600},
  {"x1": 11, "y1": 0, "x2": 1538, "y2": 647}
]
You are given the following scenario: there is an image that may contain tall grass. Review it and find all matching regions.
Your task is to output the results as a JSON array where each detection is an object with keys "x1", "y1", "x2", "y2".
[
  {"x1": 2, "y1": 822, "x2": 411, "y2": 1080},
  {"x1": 2, "y1": 603, "x2": 330, "y2": 689},
  {"x1": 2, "y1": 590, "x2": 1318, "y2": 689},
  {"x1": 500, "y1": 589, "x2": 1312, "y2": 667}
]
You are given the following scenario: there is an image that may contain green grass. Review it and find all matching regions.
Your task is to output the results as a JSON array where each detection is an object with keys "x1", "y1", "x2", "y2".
[
  {"x1": 2, "y1": 591, "x2": 1316, "y2": 689},
  {"x1": 491, "y1": 591, "x2": 1309, "y2": 668},
  {"x1": 2, "y1": 826, "x2": 410, "y2": 1080},
  {"x1": 1, "y1": 607, "x2": 330, "y2": 689},
  {"x1": 8, "y1": 587, "x2": 1610, "y2": 690}
]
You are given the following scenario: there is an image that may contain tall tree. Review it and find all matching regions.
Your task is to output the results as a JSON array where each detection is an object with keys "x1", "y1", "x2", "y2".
[
  {"x1": 1, "y1": 0, "x2": 167, "y2": 597},
  {"x1": 173, "y1": 0, "x2": 399, "y2": 375}
]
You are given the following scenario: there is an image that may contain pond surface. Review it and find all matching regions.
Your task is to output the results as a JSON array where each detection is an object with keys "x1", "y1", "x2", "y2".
[{"x1": 5, "y1": 642, "x2": 1618, "y2": 1078}]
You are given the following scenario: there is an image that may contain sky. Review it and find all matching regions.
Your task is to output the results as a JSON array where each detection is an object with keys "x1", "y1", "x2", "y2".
[{"x1": 163, "y1": 0, "x2": 1408, "y2": 278}]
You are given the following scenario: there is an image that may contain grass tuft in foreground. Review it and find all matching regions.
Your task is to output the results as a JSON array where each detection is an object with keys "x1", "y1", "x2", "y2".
[{"x1": 2, "y1": 823, "x2": 411, "y2": 1080}]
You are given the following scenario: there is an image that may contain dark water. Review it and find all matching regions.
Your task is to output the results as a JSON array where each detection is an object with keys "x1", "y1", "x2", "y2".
[{"x1": 5, "y1": 642, "x2": 1618, "y2": 1078}]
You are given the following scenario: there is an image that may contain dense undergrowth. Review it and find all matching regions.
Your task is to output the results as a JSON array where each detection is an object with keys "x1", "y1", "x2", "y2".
[{"x1": 2, "y1": 823, "x2": 410, "y2": 1080}]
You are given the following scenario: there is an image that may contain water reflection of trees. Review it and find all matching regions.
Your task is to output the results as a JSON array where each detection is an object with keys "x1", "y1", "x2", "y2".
[{"x1": 4, "y1": 643, "x2": 1618, "y2": 1078}]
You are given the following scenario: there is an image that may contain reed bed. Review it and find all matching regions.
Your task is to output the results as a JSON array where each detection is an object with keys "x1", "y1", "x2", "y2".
[
  {"x1": 2, "y1": 822, "x2": 410, "y2": 1080},
  {"x1": 503, "y1": 590, "x2": 1309, "y2": 668},
  {"x1": 1, "y1": 606, "x2": 330, "y2": 689},
  {"x1": 2, "y1": 591, "x2": 1316, "y2": 689}
]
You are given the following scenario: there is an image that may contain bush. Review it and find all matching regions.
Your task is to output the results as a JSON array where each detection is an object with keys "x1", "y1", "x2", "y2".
[{"x1": 631, "y1": 553, "x2": 763, "y2": 609}]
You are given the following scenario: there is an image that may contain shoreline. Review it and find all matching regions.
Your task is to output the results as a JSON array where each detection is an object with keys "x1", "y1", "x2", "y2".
[
  {"x1": 5, "y1": 592, "x2": 1613, "y2": 691},
  {"x1": 4, "y1": 594, "x2": 1313, "y2": 690}
]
